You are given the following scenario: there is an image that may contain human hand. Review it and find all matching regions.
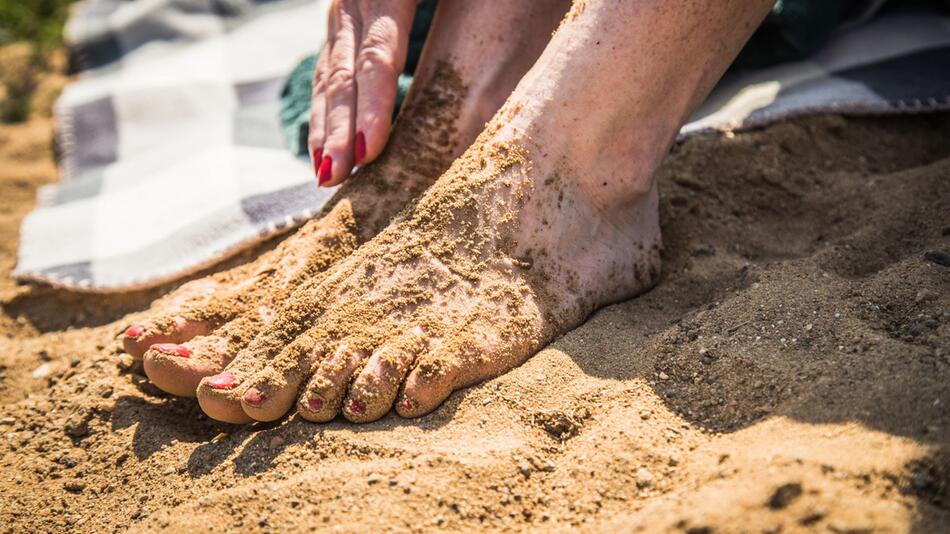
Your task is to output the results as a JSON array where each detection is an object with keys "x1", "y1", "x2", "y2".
[{"x1": 309, "y1": 0, "x2": 418, "y2": 186}]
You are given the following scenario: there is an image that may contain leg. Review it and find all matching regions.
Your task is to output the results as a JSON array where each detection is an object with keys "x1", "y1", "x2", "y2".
[
  {"x1": 203, "y1": 0, "x2": 776, "y2": 424},
  {"x1": 134, "y1": 0, "x2": 570, "y2": 413}
]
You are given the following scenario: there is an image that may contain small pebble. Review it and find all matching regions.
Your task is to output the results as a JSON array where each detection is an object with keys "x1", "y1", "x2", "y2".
[
  {"x1": 367, "y1": 473, "x2": 383, "y2": 485},
  {"x1": 635, "y1": 467, "x2": 654, "y2": 488},
  {"x1": 64, "y1": 481, "x2": 86, "y2": 493},
  {"x1": 32, "y1": 363, "x2": 52, "y2": 379},
  {"x1": 268, "y1": 436, "x2": 285, "y2": 450},
  {"x1": 658, "y1": 372, "x2": 670, "y2": 381}
]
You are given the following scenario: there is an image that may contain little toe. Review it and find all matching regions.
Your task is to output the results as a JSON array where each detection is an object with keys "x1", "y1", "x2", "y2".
[
  {"x1": 297, "y1": 341, "x2": 369, "y2": 422},
  {"x1": 142, "y1": 335, "x2": 231, "y2": 398},
  {"x1": 342, "y1": 327, "x2": 427, "y2": 423},
  {"x1": 123, "y1": 315, "x2": 215, "y2": 360},
  {"x1": 395, "y1": 351, "x2": 461, "y2": 419}
]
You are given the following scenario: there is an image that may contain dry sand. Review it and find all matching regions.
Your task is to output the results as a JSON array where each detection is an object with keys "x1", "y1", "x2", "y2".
[{"x1": 0, "y1": 65, "x2": 948, "y2": 532}]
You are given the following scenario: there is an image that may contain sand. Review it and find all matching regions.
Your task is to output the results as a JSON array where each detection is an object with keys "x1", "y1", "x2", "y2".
[{"x1": 0, "y1": 61, "x2": 949, "y2": 531}]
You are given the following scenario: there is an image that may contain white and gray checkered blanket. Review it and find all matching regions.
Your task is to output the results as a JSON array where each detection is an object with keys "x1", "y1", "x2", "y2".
[{"x1": 13, "y1": 2, "x2": 950, "y2": 291}]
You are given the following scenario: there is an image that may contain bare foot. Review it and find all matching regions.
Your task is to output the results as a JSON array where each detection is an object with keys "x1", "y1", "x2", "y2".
[
  {"x1": 192, "y1": 0, "x2": 775, "y2": 424},
  {"x1": 124, "y1": 0, "x2": 570, "y2": 400}
]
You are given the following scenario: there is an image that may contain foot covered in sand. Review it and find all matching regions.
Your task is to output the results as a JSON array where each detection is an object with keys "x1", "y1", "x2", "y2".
[
  {"x1": 121, "y1": 0, "x2": 568, "y2": 402},
  {"x1": 193, "y1": 0, "x2": 697, "y2": 423}
]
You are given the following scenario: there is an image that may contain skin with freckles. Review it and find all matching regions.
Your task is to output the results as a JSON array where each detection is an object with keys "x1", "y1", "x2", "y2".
[
  {"x1": 123, "y1": 0, "x2": 572, "y2": 407},
  {"x1": 191, "y1": 0, "x2": 776, "y2": 425}
]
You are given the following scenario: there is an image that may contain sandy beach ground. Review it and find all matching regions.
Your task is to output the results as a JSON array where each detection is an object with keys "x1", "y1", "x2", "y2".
[{"x1": 0, "y1": 59, "x2": 948, "y2": 532}]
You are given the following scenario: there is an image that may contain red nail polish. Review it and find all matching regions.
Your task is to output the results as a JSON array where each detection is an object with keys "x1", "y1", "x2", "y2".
[
  {"x1": 244, "y1": 388, "x2": 265, "y2": 406},
  {"x1": 207, "y1": 372, "x2": 236, "y2": 390},
  {"x1": 312, "y1": 148, "x2": 323, "y2": 179},
  {"x1": 399, "y1": 399, "x2": 413, "y2": 412},
  {"x1": 349, "y1": 399, "x2": 366, "y2": 414},
  {"x1": 125, "y1": 325, "x2": 145, "y2": 339},
  {"x1": 354, "y1": 131, "x2": 366, "y2": 164},
  {"x1": 152, "y1": 343, "x2": 191, "y2": 358},
  {"x1": 318, "y1": 154, "x2": 333, "y2": 185},
  {"x1": 307, "y1": 398, "x2": 323, "y2": 411}
]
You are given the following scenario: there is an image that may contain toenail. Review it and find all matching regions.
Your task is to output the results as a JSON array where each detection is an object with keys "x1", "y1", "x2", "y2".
[
  {"x1": 306, "y1": 398, "x2": 323, "y2": 411},
  {"x1": 243, "y1": 388, "x2": 266, "y2": 406},
  {"x1": 207, "y1": 372, "x2": 236, "y2": 390},
  {"x1": 151, "y1": 343, "x2": 191, "y2": 358},
  {"x1": 399, "y1": 399, "x2": 414, "y2": 412},
  {"x1": 349, "y1": 399, "x2": 365, "y2": 414},
  {"x1": 354, "y1": 131, "x2": 366, "y2": 164},
  {"x1": 125, "y1": 325, "x2": 145, "y2": 339}
]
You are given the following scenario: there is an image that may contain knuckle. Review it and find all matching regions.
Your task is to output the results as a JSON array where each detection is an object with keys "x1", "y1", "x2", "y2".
[
  {"x1": 325, "y1": 66, "x2": 356, "y2": 92},
  {"x1": 356, "y1": 45, "x2": 397, "y2": 77}
]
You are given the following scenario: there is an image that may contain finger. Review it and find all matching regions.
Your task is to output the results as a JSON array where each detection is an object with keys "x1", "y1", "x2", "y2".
[
  {"x1": 353, "y1": 3, "x2": 415, "y2": 165},
  {"x1": 318, "y1": 2, "x2": 360, "y2": 187},
  {"x1": 308, "y1": 42, "x2": 331, "y2": 180}
]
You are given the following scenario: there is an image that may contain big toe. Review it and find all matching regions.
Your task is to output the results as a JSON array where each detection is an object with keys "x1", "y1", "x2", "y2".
[
  {"x1": 123, "y1": 315, "x2": 214, "y2": 360},
  {"x1": 196, "y1": 372, "x2": 253, "y2": 424},
  {"x1": 142, "y1": 336, "x2": 231, "y2": 397}
]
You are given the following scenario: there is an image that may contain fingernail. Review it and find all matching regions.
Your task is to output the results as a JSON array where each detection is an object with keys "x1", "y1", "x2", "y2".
[
  {"x1": 124, "y1": 325, "x2": 145, "y2": 339},
  {"x1": 354, "y1": 131, "x2": 366, "y2": 164},
  {"x1": 207, "y1": 372, "x2": 236, "y2": 390},
  {"x1": 349, "y1": 399, "x2": 365, "y2": 414},
  {"x1": 151, "y1": 343, "x2": 191, "y2": 358},
  {"x1": 312, "y1": 148, "x2": 323, "y2": 179},
  {"x1": 244, "y1": 388, "x2": 266, "y2": 407},
  {"x1": 318, "y1": 154, "x2": 333, "y2": 185},
  {"x1": 307, "y1": 398, "x2": 323, "y2": 411}
]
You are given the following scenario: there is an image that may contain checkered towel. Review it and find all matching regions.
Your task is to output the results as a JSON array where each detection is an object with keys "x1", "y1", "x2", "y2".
[{"x1": 13, "y1": 3, "x2": 950, "y2": 291}]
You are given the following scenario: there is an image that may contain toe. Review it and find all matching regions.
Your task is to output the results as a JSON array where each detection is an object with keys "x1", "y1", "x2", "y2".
[
  {"x1": 196, "y1": 370, "x2": 253, "y2": 424},
  {"x1": 297, "y1": 341, "x2": 369, "y2": 422},
  {"x1": 240, "y1": 336, "x2": 329, "y2": 422},
  {"x1": 122, "y1": 315, "x2": 215, "y2": 360},
  {"x1": 342, "y1": 327, "x2": 427, "y2": 423},
  {"x1": 142, "y1": 335, "x2": 231, "y2": 398},
  {"x1": 394, "y1": 351, "x2": 461, "y2": 419}
]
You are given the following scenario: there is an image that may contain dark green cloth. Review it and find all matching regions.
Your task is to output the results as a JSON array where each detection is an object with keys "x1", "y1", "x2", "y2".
[{"x1": 279, "y1": 0, "x2": 901, "y2": 156}]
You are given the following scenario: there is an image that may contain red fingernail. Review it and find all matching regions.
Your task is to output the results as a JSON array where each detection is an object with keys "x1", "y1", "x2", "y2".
[
  {"x1": 354, "y1": 131, "x2": 366, "y2": 164},
  {"x1": 151, "y1": 343, "x2": 191, "y2": 358},
  {"x1": 307, "y1": 398, "x2": 323, "y2": 411},
  {"x1": 125, "y1": 325, "x2": 145, "y2": 339},
  {"x1": 244, "y1": 388, "x2": 265, "y2": 407},
  {"x1": 349, "y1": 399, "x2": 365, "y2": 414},
  {"x1": 312, "y1": 148, "x2": 323, "y2": 179},
  {"x1": 207, "y1": 372, "x2": 236, "y2": 390},
  {"x1": 318, "y1": 154, "x2": 333, "y2": 185}
]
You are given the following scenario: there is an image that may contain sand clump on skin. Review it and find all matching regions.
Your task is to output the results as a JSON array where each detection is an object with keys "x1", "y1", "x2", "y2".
[{"x1": 0, "y1": 55, "x2": 949, "y2": 533}]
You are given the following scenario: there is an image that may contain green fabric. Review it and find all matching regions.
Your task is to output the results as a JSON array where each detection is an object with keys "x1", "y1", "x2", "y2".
[{"x1": 279, "y1": 0, "x2": 901, "y2": 156}]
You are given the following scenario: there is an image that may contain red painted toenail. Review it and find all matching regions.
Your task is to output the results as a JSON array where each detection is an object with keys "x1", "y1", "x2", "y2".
[
  {"x1": 151, "y1": 343, "x2": 191, "y2": 358},
  {"x1": 399, "y1": 399, "x2": 414, "y2": 412},
  {"x1": 312, "y1": 148, "x2": 322, "y2": 179},
  {"x1": 318, "y1": 154, "x2": 333, "y2": 185},
  {"x1": 125, "y1": 325, "x2": 145, "y2": 339},
  {"x1": 307, "y1": 398, "x2": 323, "y2": 411},
  {"x1": 244, "y1": 388, "x2": 265, "y2": 406},
  {"x1": 354, "y1": 131, "x2": 366, "y2": 164},
  {"x1": 207, "y1": 372, "x2": 236, "y2": 390},
  {"x1": 349, "y1": 399, "x2": 365, "y2": 414}
]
